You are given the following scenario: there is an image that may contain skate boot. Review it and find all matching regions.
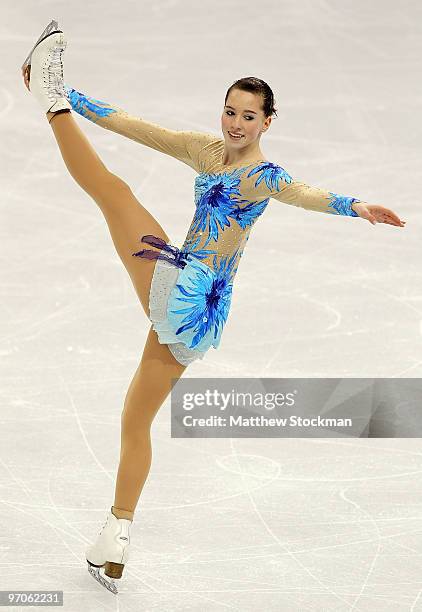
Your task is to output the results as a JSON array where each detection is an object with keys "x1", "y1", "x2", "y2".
[
  {"x1": 21, "y1": 19, "x2": 60, "y2": 70},
  {"x1": 86, "y1": 507, "x2": 132, "y2": 595},
  {"x1": 22, "y1": 21, "x2": 71, "y2": 115}
]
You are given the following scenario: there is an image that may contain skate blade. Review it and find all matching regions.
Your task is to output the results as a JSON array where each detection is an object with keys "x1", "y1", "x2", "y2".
[
  {"x1": 87, "y1": 562, "x2": 118, "y2": 595},
  {"x1": 21, "y1": 19, "x2": 61, "y2": 71}
]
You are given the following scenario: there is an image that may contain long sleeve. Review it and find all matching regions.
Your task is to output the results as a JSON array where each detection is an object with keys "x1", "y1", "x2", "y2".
[
  {"x1": 257, "y1": 163, "x2": 361, "y2": 216},
  {"x1": 63, "y1": 84, "x2": 216, "y2": 173}
]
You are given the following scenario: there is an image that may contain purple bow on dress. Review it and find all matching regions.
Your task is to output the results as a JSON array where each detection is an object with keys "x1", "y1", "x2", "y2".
[{"x1": 132, "y1": 234, "x2": 189, "y2": 269}]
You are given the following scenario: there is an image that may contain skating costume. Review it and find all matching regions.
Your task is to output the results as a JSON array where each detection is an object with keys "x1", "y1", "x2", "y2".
[{"x1": 64, "y1": 85, "x2": 362, "y2": 366}]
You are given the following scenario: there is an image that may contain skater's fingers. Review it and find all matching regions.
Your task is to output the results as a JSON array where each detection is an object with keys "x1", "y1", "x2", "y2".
[{"x1": 22, "y1": 66, "x2": 30, "y2": 90}]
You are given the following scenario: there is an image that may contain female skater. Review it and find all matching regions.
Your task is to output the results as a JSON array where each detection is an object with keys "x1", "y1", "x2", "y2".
[{"x1": 22, "y1": 21, "x2": 405, "y2": 594}]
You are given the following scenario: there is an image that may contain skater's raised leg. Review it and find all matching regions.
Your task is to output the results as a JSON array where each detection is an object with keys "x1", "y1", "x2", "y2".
[
  {"x1": 23, "y1": 30, "x2": 172, "y2": 319},
  {"x1": 44, "y1": 111, "x2": 172, "y2": 317}
]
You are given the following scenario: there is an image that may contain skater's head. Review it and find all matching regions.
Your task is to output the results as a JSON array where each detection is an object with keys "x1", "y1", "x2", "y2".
[{"x1": 221, "y1": 77, "x2": 277, "y2": 149}]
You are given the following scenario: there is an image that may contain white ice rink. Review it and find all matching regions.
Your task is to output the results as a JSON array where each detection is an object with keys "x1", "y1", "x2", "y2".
[{"x1": 2, "y1": 1, "x2": 422, "y2": 609}]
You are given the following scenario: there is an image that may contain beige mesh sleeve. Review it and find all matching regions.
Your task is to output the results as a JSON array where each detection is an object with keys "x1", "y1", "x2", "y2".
[
  {"x1": 64, "y1": 84, "x2": 216, "y2": 172},
  {"x1": 270, "y1": 177, "x2": 362, "y2": 216}
]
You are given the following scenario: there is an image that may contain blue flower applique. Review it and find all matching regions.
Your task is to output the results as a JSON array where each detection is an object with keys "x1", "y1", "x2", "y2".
[
  {"x1": 247, "y1": 162, "x2": 293, "y2": 190},
  {"x1": 326, "y1": 193, "x2": 361, "y2": 216},
  {"x1": 192, "y1": 169, "x2": 245, "y2": 246},
  {"x1": 167, "y1": 251, "x2": 240, "y2": 351},
  {"x1": 64, "y1": 84, "x2": 117, "y2": 121},
  {"x1": 229, "y1": 198, "x2": 270, "y2": 230}
]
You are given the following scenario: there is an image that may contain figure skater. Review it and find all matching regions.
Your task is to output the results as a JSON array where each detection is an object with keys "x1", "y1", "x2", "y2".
[{"x1": 21, "y1": 21, "x2": 406, "y2": 594}]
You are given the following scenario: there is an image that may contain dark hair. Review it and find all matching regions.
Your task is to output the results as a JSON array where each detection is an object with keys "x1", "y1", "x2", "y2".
[{"x1": 224, "y1": 77, "x2": 278, "y2": 119}]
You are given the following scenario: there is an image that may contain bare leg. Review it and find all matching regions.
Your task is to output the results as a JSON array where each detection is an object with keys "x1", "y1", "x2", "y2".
[
  {"x1": 46, "y1": 110, "x2": 110, "y2": 195},
  {"x1": 113, "y1": 325, "x2": 188, "y2": 520},
  {"x1": 46, "y1": 110, "x2": 170, "y2": 316},
  {"x1": 45, "y1": 110, "x2": 188, "y2": 519}
]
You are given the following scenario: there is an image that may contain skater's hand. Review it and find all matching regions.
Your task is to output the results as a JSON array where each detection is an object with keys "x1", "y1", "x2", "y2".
[
  {"x1": 351, "y1": 202, "x2": 406, "y2": 227},
  {"x1": 21, "y1": 65, "x2": 30, "y2": 91}
]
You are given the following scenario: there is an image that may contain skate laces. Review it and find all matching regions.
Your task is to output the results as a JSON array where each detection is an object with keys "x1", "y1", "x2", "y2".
[{"x1": 46, "y1": 43, "x2": 67, "y2": 99}]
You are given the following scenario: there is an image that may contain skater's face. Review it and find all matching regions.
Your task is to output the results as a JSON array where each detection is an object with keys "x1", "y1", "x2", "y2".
[{"x1": 221, "y1": 89, "x2": 272, "y2": 148}]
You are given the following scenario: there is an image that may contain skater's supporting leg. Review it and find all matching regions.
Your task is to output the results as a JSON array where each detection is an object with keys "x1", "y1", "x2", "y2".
[
  {"x1": 46, "y1": 111, "x2": 171, "y2": 318},
  {"x1": 111, "y1": 505, "x2": 134, "y2": 521},
  {"x1": 113, "y1": 326, "x2": 188, "y2": 517}
]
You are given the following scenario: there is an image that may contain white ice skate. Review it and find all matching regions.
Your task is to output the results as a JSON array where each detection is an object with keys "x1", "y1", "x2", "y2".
[
  {"x1": 22, "y1": 20, "x2": 71, "y2": 114},
  {"x1": 86, "y1": 508, "x2": 132, "y2": 595}
]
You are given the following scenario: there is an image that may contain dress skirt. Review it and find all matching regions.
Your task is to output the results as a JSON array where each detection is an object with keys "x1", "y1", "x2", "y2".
[
  {"x1": 134, "y1": 234, "x2": 232, "y2": 366},
  {"x1": 148, "y1": 258, "x2": 209, "y2": 366}
]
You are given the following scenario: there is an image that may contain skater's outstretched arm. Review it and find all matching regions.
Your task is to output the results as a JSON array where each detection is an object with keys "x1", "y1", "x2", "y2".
[
  {"x1": 248, "y1": 163, "x2": 403, "y2": 225},
  {"x1": 267, "y1": 172, "x2": 405, "y2": 226},
  {"x1": 64, "y1": 85, "x2": 215, "y2": 173},
  {"x1": 270, "y1": 176, "x2": 364, "y2": 216}
]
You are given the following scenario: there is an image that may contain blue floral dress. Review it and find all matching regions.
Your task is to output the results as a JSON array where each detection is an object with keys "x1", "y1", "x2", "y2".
[{"x1": 64, "y1": 85, "x2": 362, "y2": 361}]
